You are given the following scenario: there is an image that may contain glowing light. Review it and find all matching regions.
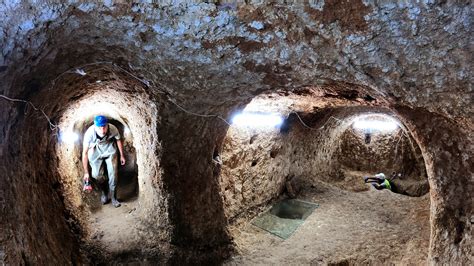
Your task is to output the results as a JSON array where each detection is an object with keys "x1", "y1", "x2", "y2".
[
  {"x1": 124, "y1": 127, "x2": 131, "y2": 135},
  {"x1": 231, "y1": 112, "x2": 283, "y2": 128},
  {"x1": 60, "y1": 131, "x2": 79, "y2": 143},
  {"x1": 353, "y1": 119, "x2": 399, "y2": 132},
  {"x1": 74, "y1": 68, "x2": 86, "y2": 76}
]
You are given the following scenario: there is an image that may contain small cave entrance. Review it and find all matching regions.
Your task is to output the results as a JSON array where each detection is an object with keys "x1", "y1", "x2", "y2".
[
  {"x1": 251, "y1": 199, "x2": 319, "y2": 239},
  {"x1": 53, "y1": 82, "x2": 166, "y2": 259},
  {"x1": 269, "y1": 199, "x2": 316, "y2": 220},
  {"x1": 71, "y1": 116, "x2": 139, "y2": 209}
]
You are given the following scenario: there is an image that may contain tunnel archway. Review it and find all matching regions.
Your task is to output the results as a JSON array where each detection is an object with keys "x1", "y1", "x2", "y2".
[
  {"x1": 63, "y1": 112, "x2": 139, "y2": 205},
  {"x1": 51, "y1": 69, "x2": 169, "y2": 260},
  {"x1": 0, "y1": 63, "x2": 172, "y2": 262},
  {"x1": 218, "y1": 89, "x2": 432, "y2": 264},
  {"x1": 333, "y1": 113, "x2": 428, "y2": 196},
  {"x1": 0, "y1": 54, "x2": 236, "y2": 263}
]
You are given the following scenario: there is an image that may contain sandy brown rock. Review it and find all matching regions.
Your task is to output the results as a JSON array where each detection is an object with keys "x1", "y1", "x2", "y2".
[{"x1": 0, "y1": 1, "x2": 471, "y2": 264}]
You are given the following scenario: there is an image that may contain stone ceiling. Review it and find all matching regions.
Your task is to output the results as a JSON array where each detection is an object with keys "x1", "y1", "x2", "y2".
[{"x1": 0, "y1": 1, "x2": 471, "y2": 121}]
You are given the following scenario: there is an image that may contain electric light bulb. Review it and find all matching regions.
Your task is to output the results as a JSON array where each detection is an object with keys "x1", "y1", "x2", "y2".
[{"x1": 231, "y1": 112, "x2": 283, "y2": 128}]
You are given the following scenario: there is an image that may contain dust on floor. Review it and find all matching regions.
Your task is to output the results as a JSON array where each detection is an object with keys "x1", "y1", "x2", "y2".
[
  {"x1": 227, "y1": 181, "x2": 430, "y2": 265},
  {"x1": 88, "y1": 198, "x2": 141, "y2": 254}
]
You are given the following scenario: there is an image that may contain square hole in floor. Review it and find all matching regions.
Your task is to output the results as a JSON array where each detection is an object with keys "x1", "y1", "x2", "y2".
[{"x1": 251, "y1": 199, "x2": 319, "y2": 239}]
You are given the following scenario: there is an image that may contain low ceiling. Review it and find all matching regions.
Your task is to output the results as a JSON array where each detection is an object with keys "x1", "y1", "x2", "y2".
[{"x1": 0, "y1": 1, "x2": 471, "y2": 123}]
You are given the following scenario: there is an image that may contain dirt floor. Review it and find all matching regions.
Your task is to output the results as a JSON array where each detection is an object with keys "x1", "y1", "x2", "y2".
[
  {"x1": 81, "y1": 173, "x2": 430, "y2": 264},
  {"x1": 226, "y1": 180, "x2": 430, "y2": 265},
  {"x1": 86, "y1": 175, "x2": 142, "y2": 256},
  {"x1": 88, "y1": 200, "x2": 141, "y2": 254}
]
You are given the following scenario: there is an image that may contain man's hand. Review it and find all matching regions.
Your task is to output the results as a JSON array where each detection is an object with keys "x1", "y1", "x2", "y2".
[
  {"x1": 83, "y1": 173, "x2": 92, "y2": 192},
  {"x1": 116, "y1": 139, "x2": 126, "y2": 166}
]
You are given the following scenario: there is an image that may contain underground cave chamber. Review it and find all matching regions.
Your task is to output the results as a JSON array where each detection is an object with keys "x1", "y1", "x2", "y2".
[
  {"x1": 0, "y1": 63, "x2": 470, "y2": 265},
  {"x1": 218, "y1": 93, "x2": 431, "y2": 263},
  {"x1": 0, "y1": 65, "x2": 470, "y2": 264},
  {"x1": 0, "y1": 2, "x2": 471, "y2": 264}
]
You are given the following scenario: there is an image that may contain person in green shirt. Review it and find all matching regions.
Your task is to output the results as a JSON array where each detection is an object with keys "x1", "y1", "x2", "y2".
[{"x1": 363, "y1": 172, "x2": 400, "y2": 192}]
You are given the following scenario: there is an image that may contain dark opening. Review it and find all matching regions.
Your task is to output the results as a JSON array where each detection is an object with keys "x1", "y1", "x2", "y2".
[
  {"x1": 269, "y1": 199, "x2": 317, "y2": 220},
  {"x1": 75, "y1": 117, "x2": 139, "y2": 207},
  {"x1": 270, "y1": 148, "x2": 279, "y2": 158}
]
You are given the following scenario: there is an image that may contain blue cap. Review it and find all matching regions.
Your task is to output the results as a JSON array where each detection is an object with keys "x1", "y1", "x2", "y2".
[{"x1": 94, "y1": 115, "x2": 108, "y2": 127}]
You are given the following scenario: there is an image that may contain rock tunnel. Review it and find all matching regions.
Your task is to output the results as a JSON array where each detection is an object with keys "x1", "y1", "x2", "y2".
[{"x1": 0, "y1": 1, "x2": 471, "y2": 265}]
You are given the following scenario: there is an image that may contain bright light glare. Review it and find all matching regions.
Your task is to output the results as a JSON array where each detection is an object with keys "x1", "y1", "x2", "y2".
[
  {"x1": 60, "y1": 131, "x2": 79, "y2": 143},
  {"x1": 124, "y1": 127, "x2": 131, "y2": 135},
  {"x1": 231, "y1": 112, "x2": 283, "y2": 128},
  {"x1": 353, "y1": 119, "x2": 399, "y2": 132}
]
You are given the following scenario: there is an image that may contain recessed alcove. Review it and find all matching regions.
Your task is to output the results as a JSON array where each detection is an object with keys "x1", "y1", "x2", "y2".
[{"x1": 219, "y1": 93, "x2": 431, "y2": 264}]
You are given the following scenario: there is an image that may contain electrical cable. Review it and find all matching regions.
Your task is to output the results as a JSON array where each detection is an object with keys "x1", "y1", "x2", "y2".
[
  {"x1": 3, "y1": 61, "x2": 346, "y2": 132},
  {"x1": 3, "y1": 61, "x2": 232, "y2": 130},
  {"x1": 290, "y1": 111, "x2": 343, "y2": 131},
  {"x1": 167, "y1": 96, "x2": 232, "y2": 126},
  {"x1": 0, "y1": 95, "x2": 58, "y2": 130}
]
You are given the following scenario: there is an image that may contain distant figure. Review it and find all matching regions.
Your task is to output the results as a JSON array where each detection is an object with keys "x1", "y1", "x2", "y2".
[
  {"x1": 364, "y1": 172, "x2": 400, "y2": 192},
  {"x1": 82, "y1": 115, "x2": 126, "y2": 207}
]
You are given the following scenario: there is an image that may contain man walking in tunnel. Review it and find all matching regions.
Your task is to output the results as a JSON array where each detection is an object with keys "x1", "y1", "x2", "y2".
[{"x1": 82, "y1": 115, "x2": 126, "y2": 207}]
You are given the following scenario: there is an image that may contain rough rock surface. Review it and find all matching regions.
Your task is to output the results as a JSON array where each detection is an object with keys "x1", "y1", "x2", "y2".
[
  {"x1": 228, "y1": 181, "x2": 431, "y2": 265},
  {"x1": 0, "y1": 1, "x2": 472, "y2": 264},
  {"x1": 335, "y1": 123, "x2": 428, "y2": 196},
  {"x1": 336, "y1": 125, "x2": 419, "y2": 175},
  {"x1": 220, "y1": 125, "x2": 291, "y2": 221},
  {"x1": 220, "y1": 97, "x2": 429, "y2": 222}
]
